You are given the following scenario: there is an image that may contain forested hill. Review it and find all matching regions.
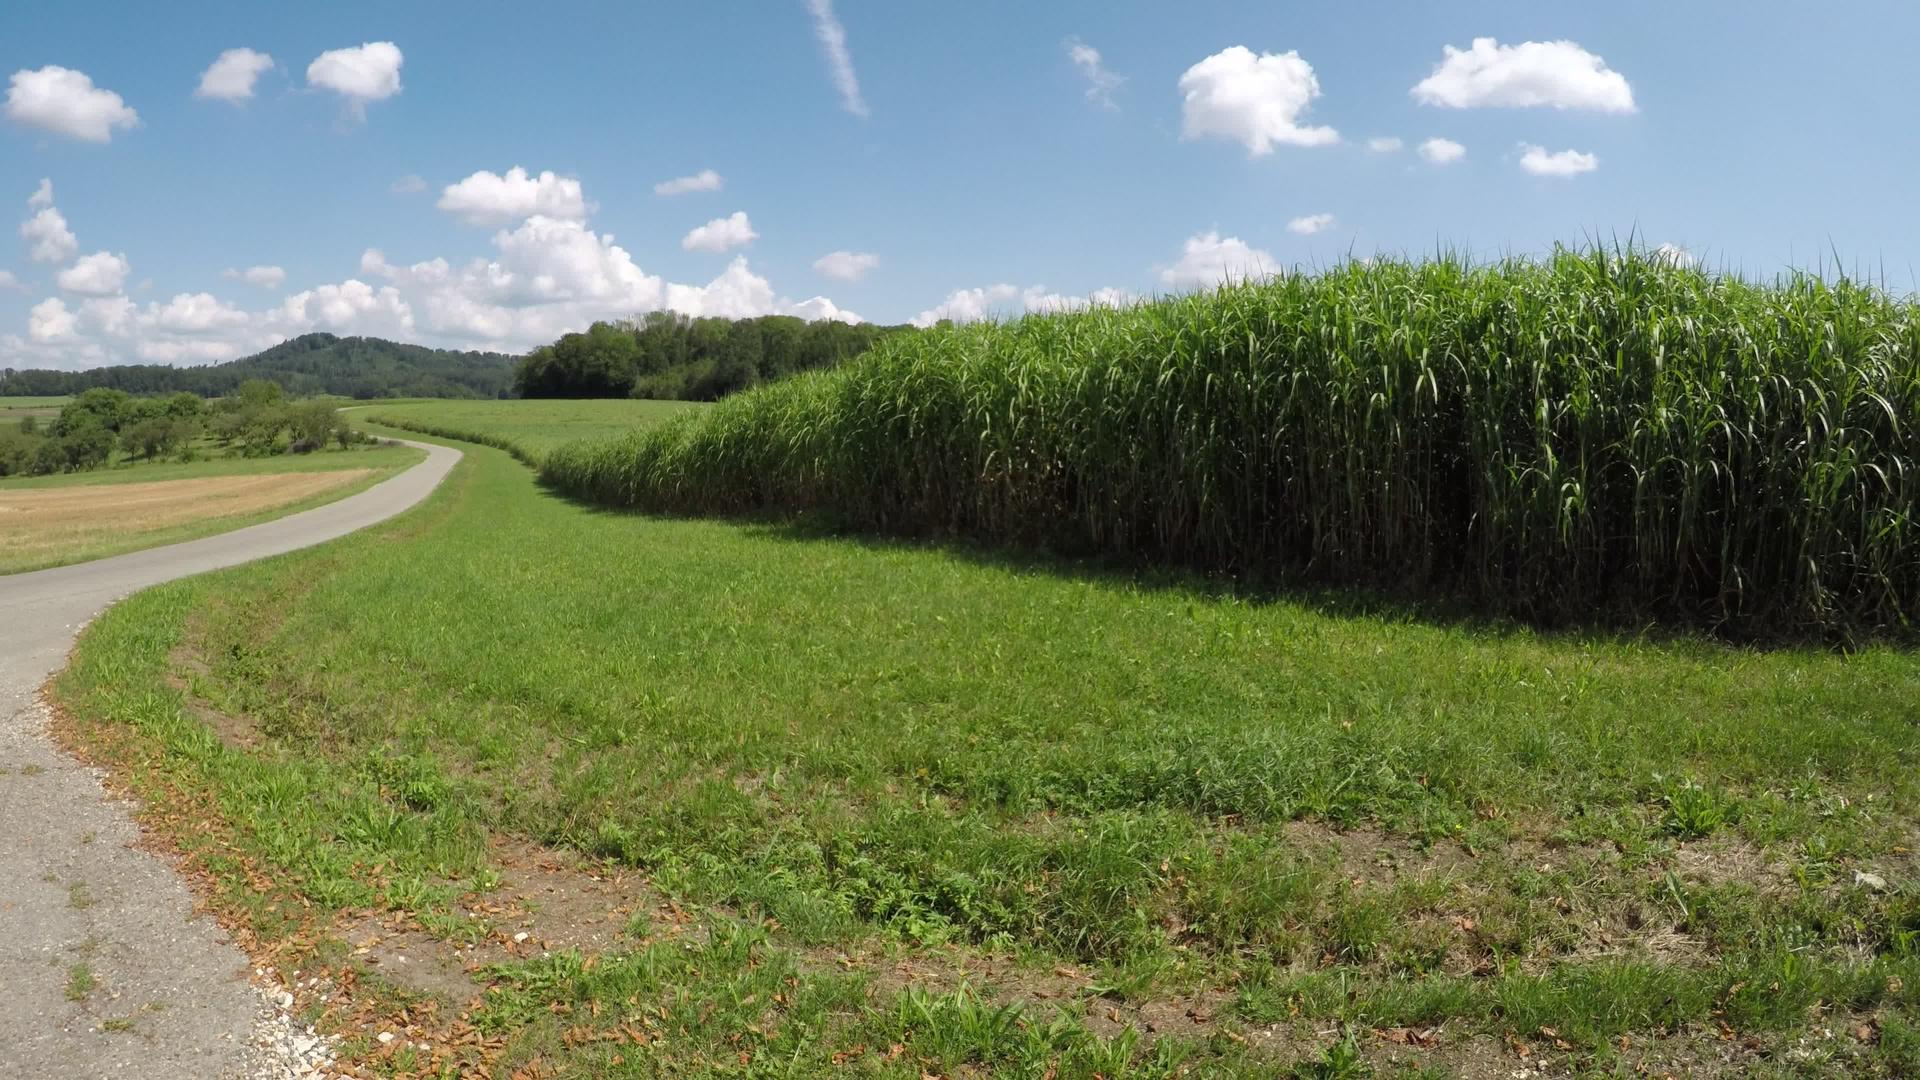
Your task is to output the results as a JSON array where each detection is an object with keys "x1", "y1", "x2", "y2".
[{"x1": 0, "y1": 334, "x2": 516, "y2": 399}]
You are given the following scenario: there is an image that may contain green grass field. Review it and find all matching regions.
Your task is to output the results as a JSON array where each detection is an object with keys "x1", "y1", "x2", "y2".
[
  {"x1": 1, "y1": 442, "x2": 424, "y2": 574},
  {"x1": 0, "y1": 395, "x2": 70, "y2": 429},
  {"x1": 49, "y1": 400, "x2": 1920, "y2": 1078},
  {"x1": 0, "y1": 394, "x2": 73, "y2": 409},
  {"x1": 362, "y1": 398, "x2": 701, "y2": 463}
]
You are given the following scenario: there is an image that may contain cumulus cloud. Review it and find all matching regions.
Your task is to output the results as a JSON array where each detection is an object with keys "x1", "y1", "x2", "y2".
[
  {"x1": 306, "y1": 42, "x2": 403, "y2": 118},
  {"x1": 1412, "y1": 38, "x2": 1634, "y2": 113},
  {"x1": 5, "y1": 66, "x2": 139, "y2": 142},
  {"x1": 1367, "y1": 136, "x2": 1403, "y2": 153},
  {"x1": 1178, "y1": 46, "x2": 1337, "y2": 155},
  {"x1": 805, "y1": 0, "x2": 869, "y2": 118},
  {"x1": 910, "y1": 284, "x2": 1015, "y2": 327},
  {"x1": 150, "y1": 291, "x2": 253, "y2": 334},
  {"x1": 223, "y1": 265, "x2": 287, "y2": 288},
  {"x1": 812, "y1": 250, "x2": 879, "y2": 282},
  {"x1": 1287, "y1": 213, "x2": 1336, "y2": 235},
  {"x1": 0, "y1": 270, "x2": 20, "y2": 291},
  {"x1": 438, "y1": 167, "x2": 591, "y2": 226},
  {"x1": 20, "y1": 179, "x2": 78, "y2": 264},
  {"x1": 1017, "y1": 285, "x2": 1136, "y2": 316},
  {"x1": 1159, "y1": 231, "x2": 1277, "y2": 289},
  {"x1": 1418, "y1": 137, "x2": 1466, "y2": 165},
  {"x1": 6, "y1": 176, "x2": 859, "y2": 368},
  {"x1": 1066, "y1": 37, "x2": 1123, "y2": 109},
  {"x1": 681, "y1": 211, "x2": 758, "y2": 253},
  {"x1": 653, "y1": 169, "x2": 723, "y2": 196},
  {"x1": 1517, "y1": 143, "x2": 1598, "y2": 177},
  {"x1": 390, "y1": 174, "x2": 427, "y2": 194},
  {"x1": 1654, "y1": 243, "x2": 1695, "y2": 267},
  {"x1": 28, "y1": 297, "x2": 78, "y2": 342},
  {"x1": 56, "y1": 251, "x2": 129, "y2": 296},
  {"x1": 911, "y1": 283, "x2": 1133, "y2": 327},
  {"x1": 195, "y1": 48, "x2": 274, "y2": 102}
]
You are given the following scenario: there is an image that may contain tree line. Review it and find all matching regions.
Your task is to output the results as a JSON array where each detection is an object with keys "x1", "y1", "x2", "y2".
[
  {"x1": 514, "y1": 313, "x2": 917, "y2": 400},
  {"x1": 0, "y1": 333, "x2": 516, "y2": 400},
  {"x1": 0, "y1": 382, "x2": 362, "y2": 478}
]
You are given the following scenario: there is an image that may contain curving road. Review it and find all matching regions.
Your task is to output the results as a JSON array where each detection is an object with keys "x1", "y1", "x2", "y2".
[{"x1": 0, "y1": 439, "x2": 460, "y2": 1079}]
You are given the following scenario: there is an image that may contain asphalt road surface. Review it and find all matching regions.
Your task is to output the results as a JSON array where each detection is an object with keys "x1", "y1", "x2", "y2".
[{"x1": 0, "y1": 439, "x2": 460, "y2": 1079}]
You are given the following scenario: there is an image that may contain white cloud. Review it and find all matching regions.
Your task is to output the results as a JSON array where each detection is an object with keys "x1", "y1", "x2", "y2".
[
  {"x1": 812, "y1": 250, "x2": 879, "y2": 282},
  {"x1": 5, "y1": 177, "x2": 860, "y2": 368},
  {"x1": 653, "y1": 169, "x2": 723, "y2": 196},
  {"x1": 277, "y1": 280, "x2": 413, "y2": 337},
  {"x1": 1518, "y1": 143, "x2": 1598, "y2": 177},
  {"x1": 1159, "y1": 231, "x2": 1277, "y2": 289},
  {"x1": 1017, "y1": 285, "x2": 1136, "y2": 316},
  {"x1": 438, "y1": 167, "x2": 591, "y2": 227},
  {"x1": 782, "y1": 295, "x2": 863, "y2": 323},
  {"x1": 0, "y1": 270, "x2": 20, "y2": 291},
  {"x1": 1178, "y1": 46, "x2": 1337, "y2": 156},
  {"x1": 805, "y1": 0, "x2": 869, "y2": 118},
  {"x1": 390, "y1": 174, "x2": 427, "y2": 194},
  {"x1": 223, "y1": 265, "x2": 287, "y2": 288},
  {"x1": 20, "y1": 179, "x2": 79, "y2": 264},
  {"x1": 911, "y1": 283, "x2": 1133, "y2": 327},
  {"x1": 28, "y1": 297, "x2": 78, "y2": 342},
  {"x1": 306, "y1": 42, "x2": 404, "y2": 118},
  {"x1": 1065, "y1": 37, "x2": 1123, "y2": 109},
  {"x1": 56, "y1": 251, "x2": 129, "y2": 296},
  {"x1": 1412, "y1": 38, "x2": 1634, "y2": 113},
  {"x1": 1654, "y1": 243, "x2": 1695, "y2": 268},
  {"x1": 1418, "y1": 137, "x2": 1466, "y2": 165},
  {"x1": 195, "y1": 48, "x2": 274, "y2": 102},
  {"x1": 911, "y1": 284, "x2": 1016, "y2": 327},
  {"x1": 21, "y1": 207, "x2": 78, "y2": 264},
  {"x1": 681, "y1": 211, "x2": 757, "y2": 253},
  {"x1": 1287, "y1": 213, "x2": 1336, "y2": 235},
  {"x1": 151, "y1": 291, "x2": 253, "y2": 333},
  {"x1": 77, "y1": 295, "x2": 132, "y2": 333},
  {"x1": 1367, "y1": 136, "x2": 1403, "y2": 153},
  {"x1": 5, "y1": 66, "x2": 139, "y2": 142}
]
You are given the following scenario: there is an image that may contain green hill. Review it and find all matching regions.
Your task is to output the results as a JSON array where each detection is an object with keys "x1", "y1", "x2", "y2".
[{"x1": 0, "y1": 333, "x2": 516, "y2": 400}]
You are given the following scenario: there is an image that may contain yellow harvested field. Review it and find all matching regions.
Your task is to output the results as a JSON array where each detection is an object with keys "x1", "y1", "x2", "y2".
[{"x1": 0, "y1": 470, "x2": 373, "y2": 567}]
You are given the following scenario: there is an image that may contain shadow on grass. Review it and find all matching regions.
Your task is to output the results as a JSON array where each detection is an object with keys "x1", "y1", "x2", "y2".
[{"x1": 541, "y1": 485, "x2": 1833, "y2": 655}]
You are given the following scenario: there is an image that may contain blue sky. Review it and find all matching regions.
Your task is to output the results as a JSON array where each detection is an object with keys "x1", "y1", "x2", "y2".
[{"x1": 4, "y1": 1, "x2": 1918, "y2": 369}]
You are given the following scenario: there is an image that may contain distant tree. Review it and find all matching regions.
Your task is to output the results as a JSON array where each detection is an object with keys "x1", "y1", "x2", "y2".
[
  {"x1": 286, "y1": 401, "x2": 344, "y2": 452},
  {"x1": 119, "y1": 417, "x2": 185, "y2": 461},
  {"x1": 53, "y1": 388, "x2": 136, "y2": 435},
  {"x1": 236, "y1": 378, "x2": 286, "y2": 409},
  {"x1": 56, "y1": 418, "x2": 115, "y2": 471},
  {"x1": 161, "y1": 391, "x2": 205, "y2": 420},
  {"x1": 513, "y1": 313, "x2": 917, "y2": 401}
]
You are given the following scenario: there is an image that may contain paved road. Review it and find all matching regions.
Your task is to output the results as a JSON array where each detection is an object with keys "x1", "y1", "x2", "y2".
[{"x1": 0, "y1": 440, "x2": 460, "y2": 1079}]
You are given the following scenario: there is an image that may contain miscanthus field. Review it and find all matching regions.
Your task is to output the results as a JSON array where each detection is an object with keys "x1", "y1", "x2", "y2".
[{"x1": 55, "y1": 255, "x2": 1920, "y2": 1078}]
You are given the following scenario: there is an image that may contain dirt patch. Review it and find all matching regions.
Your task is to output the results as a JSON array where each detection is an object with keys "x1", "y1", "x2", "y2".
[
  {"x1": 0, "y1": 469, "x2": 373, "y2": 565},
  {"x1": 336, "y1": 839, "x2": 697, "y2": 1004}
]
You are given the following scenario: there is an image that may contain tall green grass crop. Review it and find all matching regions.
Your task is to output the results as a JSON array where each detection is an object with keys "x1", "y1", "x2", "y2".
[{"x1": 543, "y1": 249, "x2": 1920, "y2": 636}]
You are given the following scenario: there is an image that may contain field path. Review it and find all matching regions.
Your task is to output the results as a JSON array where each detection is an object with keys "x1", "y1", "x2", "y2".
[{"x1": 0, "y1": 439, "x2": 460, "y2": 1079}]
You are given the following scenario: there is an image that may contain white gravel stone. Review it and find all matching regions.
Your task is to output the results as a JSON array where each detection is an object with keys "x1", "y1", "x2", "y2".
[{"x1": 247, "y1": 981, "x2": 341, "y2": 1080}]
